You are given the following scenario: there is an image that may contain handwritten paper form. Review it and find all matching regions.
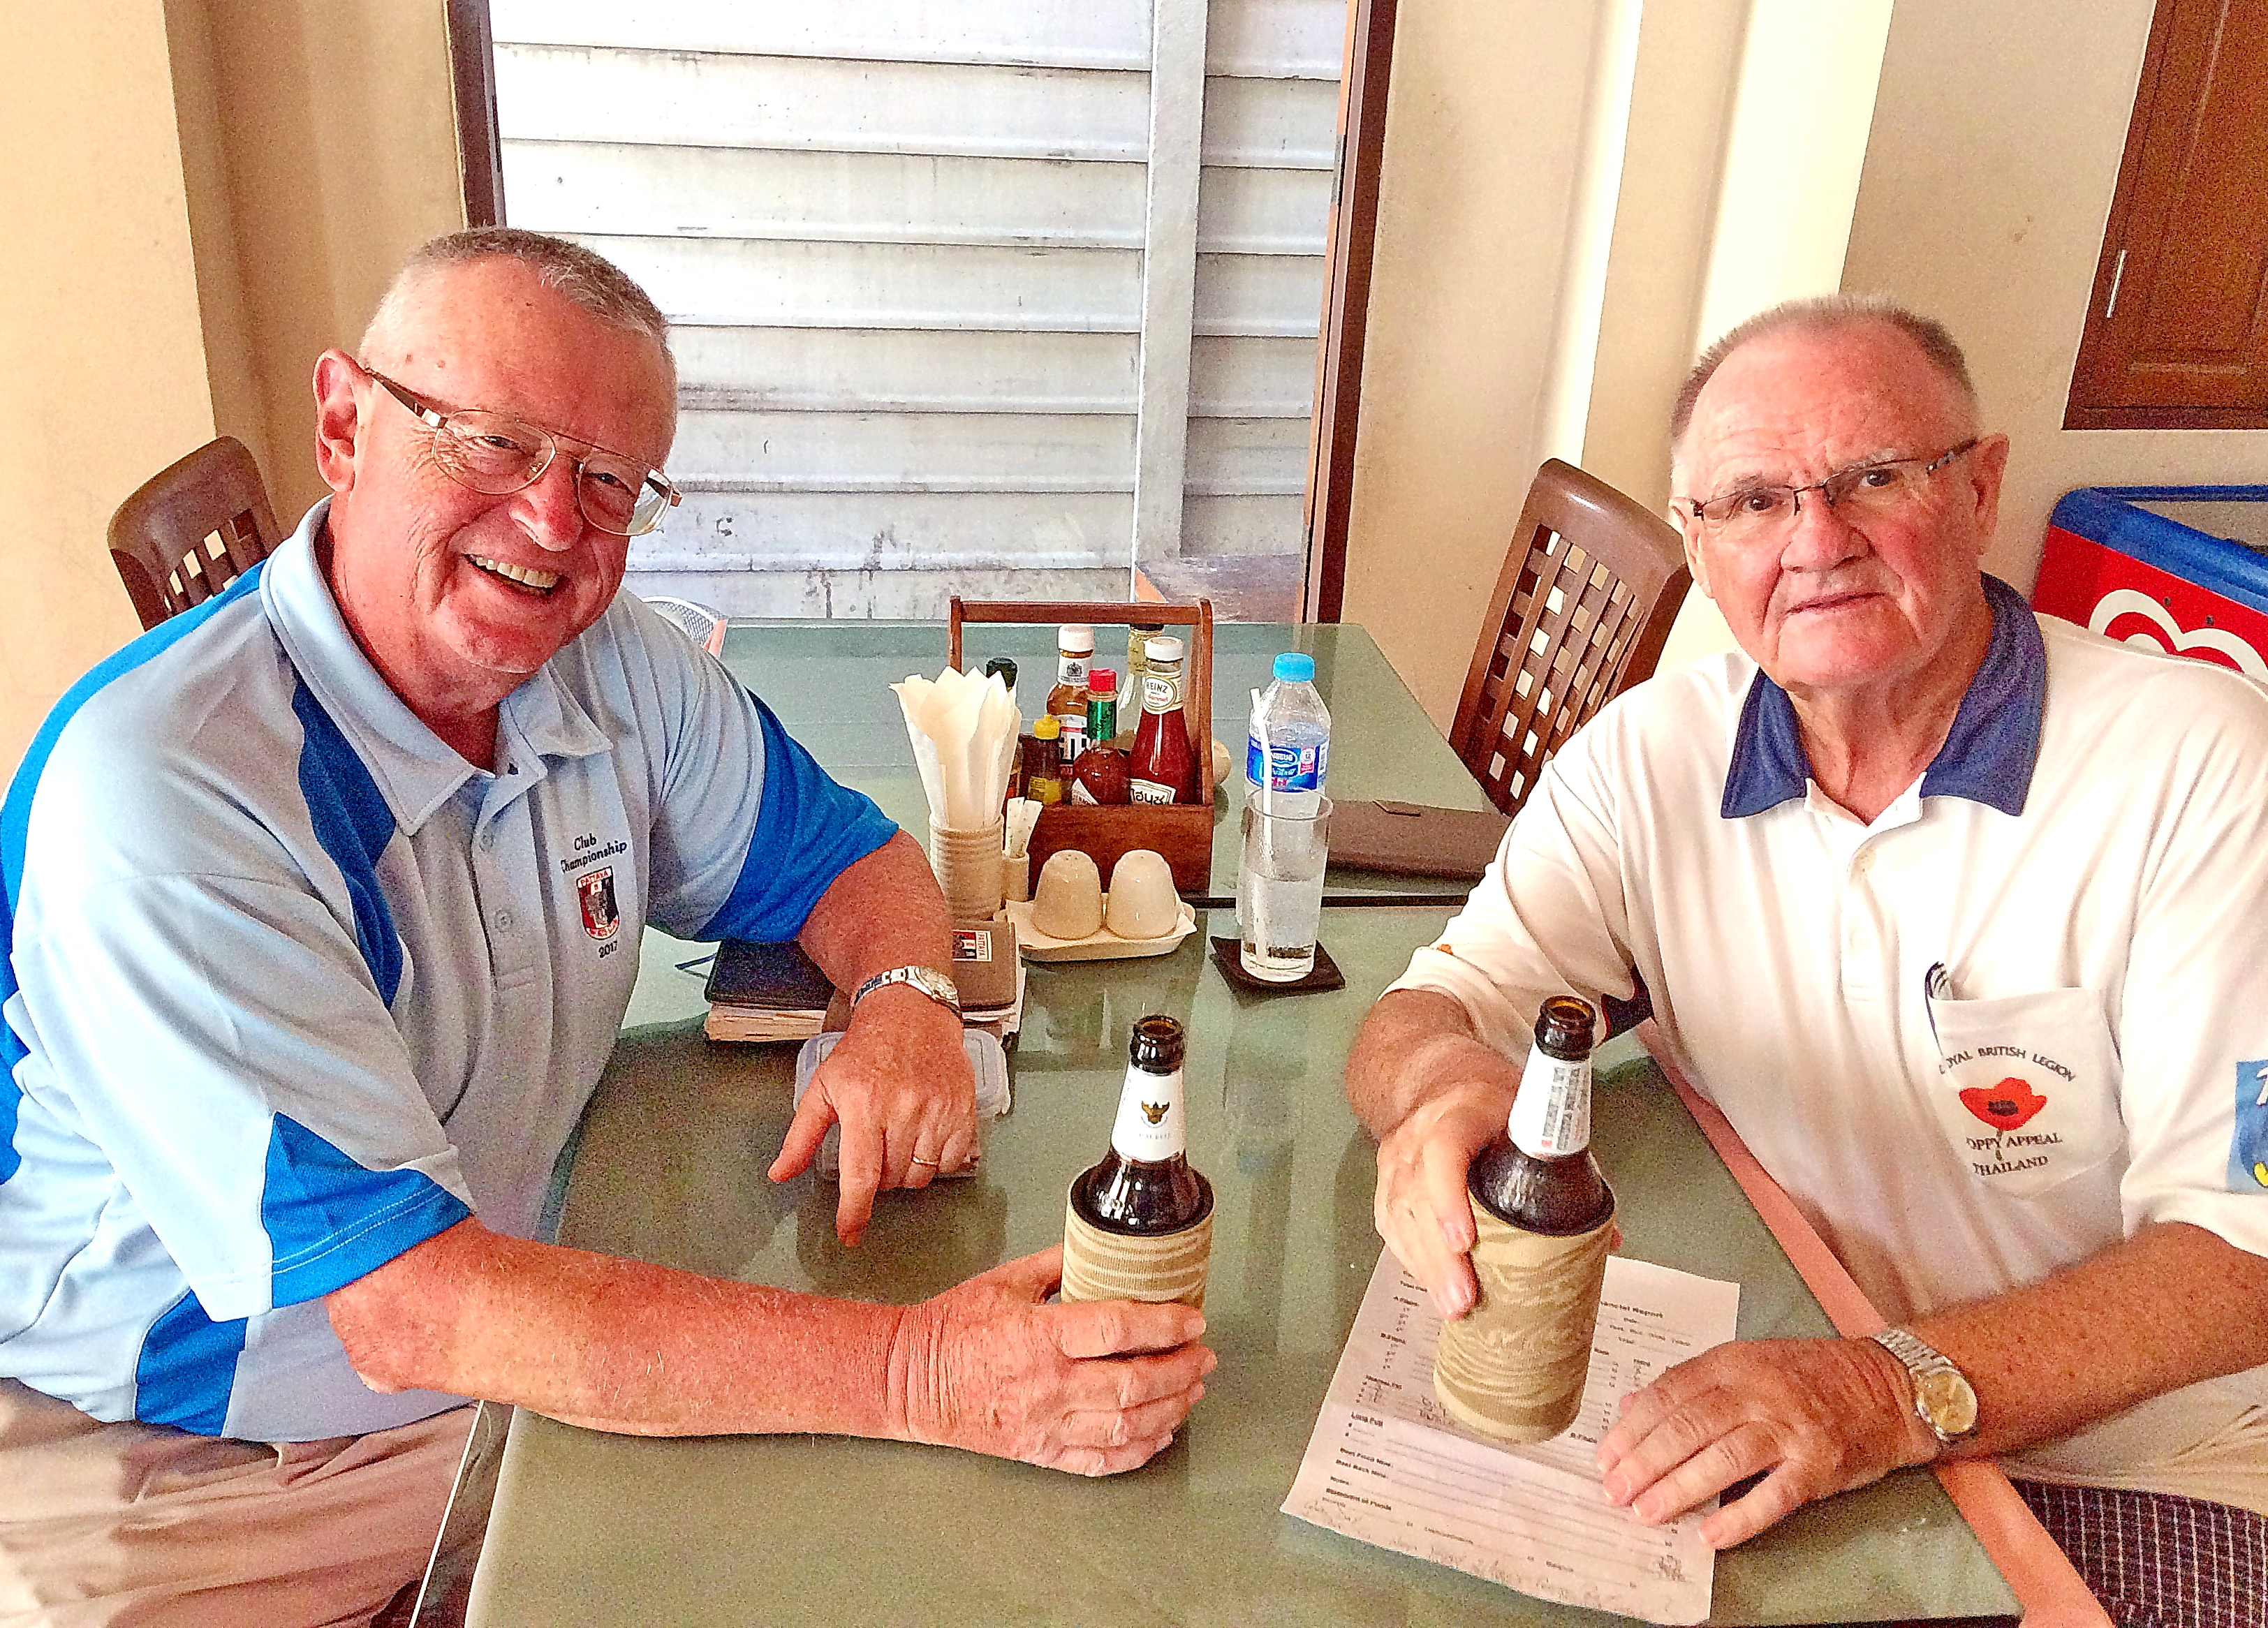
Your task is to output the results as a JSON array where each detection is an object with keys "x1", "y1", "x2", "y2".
[{"x1": 1283, "y1": 1252, "x2": 1740, "y2": 1625}]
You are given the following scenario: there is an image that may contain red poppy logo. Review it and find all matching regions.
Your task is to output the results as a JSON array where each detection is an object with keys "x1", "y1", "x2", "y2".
[{"x1": 1961, "y1": 1075, "x2": 2046, "y2": 1132}]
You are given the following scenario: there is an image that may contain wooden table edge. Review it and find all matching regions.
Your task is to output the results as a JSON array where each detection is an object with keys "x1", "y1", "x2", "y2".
[{"x1": 1635, "y1": 1023, "x2": 2112, "y2": 1628}]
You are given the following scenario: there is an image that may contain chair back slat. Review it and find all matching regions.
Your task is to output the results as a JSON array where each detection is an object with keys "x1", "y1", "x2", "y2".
[
  {"x1": 108, "y1": 437, "x2": 283, "y2": 631},
  {"x1": 1449, "y1": 460, "x2": 1693, "y2": 817}
]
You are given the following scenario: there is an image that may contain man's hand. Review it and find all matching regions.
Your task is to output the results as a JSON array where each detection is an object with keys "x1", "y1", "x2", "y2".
[
  {"x1": 1596, "y1": 1336, "x2": 1936, "y2": 1548},
  {"x1": 888, "y1": 1247, "x2": 1215, "y2": 1475},
  {"x1": 770, "y1": 984, "x2": 977, "y2": 1246},
  {"x1": 1351, "y1": 998, "x2": 1524, "y2": 1321}
]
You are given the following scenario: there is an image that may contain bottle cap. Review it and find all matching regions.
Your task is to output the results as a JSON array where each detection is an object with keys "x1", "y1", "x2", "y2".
[
  {"x1": 1088, "y1": 668, "x2": 1117, "y2": 696},
  {"x1": 983, "y1": 656, "x2": 1017, "y2": 688},
  {"x1": 1034, "y1": 714, "x2": 1061, "y2": 739},
  {"x1": 1272, "y1": 652, "x2": 1315, "y2": 683},
  {"x1": 1057, "y1": 624, "x2": 1094, "y2": 653},
  {"x1": 1144, "y1": 635, "x2": 1184, "y2": 664}
]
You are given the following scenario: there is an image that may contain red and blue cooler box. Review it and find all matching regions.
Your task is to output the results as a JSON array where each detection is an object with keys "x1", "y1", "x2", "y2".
[{"x1": 2034, "y1": 486, "x2": 2268, "y2": 680}]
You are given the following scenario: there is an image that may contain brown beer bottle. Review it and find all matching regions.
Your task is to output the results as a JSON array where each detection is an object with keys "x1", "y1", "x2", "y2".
[
  {"x1": 1468, "y1": 995, "x2": 1612, "y2": 1234},
  {"x1": 1073, "y1": 1015, "x2": 1208, "y2": 1233}
]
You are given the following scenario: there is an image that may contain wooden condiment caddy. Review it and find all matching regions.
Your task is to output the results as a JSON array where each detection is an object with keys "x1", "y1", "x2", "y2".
[{"x1": 948, "y1": 598, "x2": 1216, "y2": 896}]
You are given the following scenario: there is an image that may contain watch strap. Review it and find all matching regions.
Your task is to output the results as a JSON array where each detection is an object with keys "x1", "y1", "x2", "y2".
[{"x1": 852, "y1": 964, "x2": 962, "y2": 1016}]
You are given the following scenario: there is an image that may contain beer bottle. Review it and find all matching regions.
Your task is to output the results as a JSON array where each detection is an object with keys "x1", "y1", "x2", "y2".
[
  {"x1": 1469, "y1": 995, "x2": 1612, "y2": 1234},
  {"x1": 1434, "y1": 993, "x2": 1616, "y2": 1442},
  {"x1": 1073, "y1": 1014, "x2": 1207, "y2": 1233}
]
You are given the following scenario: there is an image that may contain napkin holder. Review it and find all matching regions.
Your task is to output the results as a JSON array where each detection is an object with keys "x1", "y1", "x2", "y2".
[{"x1": 948, "y1": 598, "x2": 1216, "y2": 896}]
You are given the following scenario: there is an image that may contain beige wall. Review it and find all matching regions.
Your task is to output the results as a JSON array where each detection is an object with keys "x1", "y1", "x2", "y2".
[
  {"x1": 1344, "y1": 0, "x2": 1896, "y2": 720},
  {"x1": 172, "y1": 0, "x2": 465, "y2": 524},
  {"x1": 1339, "y1": 0, "x2": 1612, "y2": 725},
  {"x1": 1, "y1": 2, "x2": 215, "y2": 768},
  {"x1": 1841, "y1": 0, "x2": 2268, "y2": 590},
  {"x1": 0, "y1": 0, "x2": 461, "y2": 774}
]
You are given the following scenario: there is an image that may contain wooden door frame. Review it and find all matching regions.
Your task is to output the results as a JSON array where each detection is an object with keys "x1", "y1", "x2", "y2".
[
  {"x1": 446, "y1": 0, "x2": 505, "y2": 228},
  {"x1": 1299, "y1": 0, "x2": 1399, "y2": 623}
]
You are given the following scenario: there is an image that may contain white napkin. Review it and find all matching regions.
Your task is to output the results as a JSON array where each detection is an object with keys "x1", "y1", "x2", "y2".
[{"x1": 892, "y1": 667, "x2": 1021, "y2": 830}]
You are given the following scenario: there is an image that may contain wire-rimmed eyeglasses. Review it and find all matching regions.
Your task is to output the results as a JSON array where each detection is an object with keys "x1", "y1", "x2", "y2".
[
  {"x1": 1676, "y1": 439, "x2": 1980, "y2": 542},
  {"x1": 361, "y1": 364, "x2": 681, "y2": 538}
]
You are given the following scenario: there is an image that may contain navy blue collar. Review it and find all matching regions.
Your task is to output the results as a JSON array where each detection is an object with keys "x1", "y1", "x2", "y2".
[{"x1": 1720, "y1": 575, "x2": 2044, "y2": 820}]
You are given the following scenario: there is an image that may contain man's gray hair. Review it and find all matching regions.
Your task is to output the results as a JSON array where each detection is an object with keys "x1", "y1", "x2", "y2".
[
  {"x1": 361, "y1": 227, "x2": 672, "y2": 361},
  {"x1": 1670, "y1": 294, "x2": 1976, "y2": 458}
]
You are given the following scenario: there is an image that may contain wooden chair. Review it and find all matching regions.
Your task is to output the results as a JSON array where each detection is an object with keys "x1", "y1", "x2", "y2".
[
  {"x1": 108, "y1": 436, "x2": 283, "y2": 630},
  {"x1": 1448, "y1": 458, "x2": 1692, "y2": 817}
]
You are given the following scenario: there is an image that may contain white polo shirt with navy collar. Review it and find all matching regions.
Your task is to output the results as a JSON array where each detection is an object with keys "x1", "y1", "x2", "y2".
[
  {"x1": 1392, "y1": 575, "x2": 2268, "y2": 1511},
  {"x1": 0, "y1": 500, "x2": 897, "y2": 1442}
]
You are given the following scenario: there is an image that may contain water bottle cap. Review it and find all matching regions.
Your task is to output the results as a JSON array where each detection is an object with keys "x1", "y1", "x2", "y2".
[{"x1": 1272, "y1": 653, "x2": 1315, "y2": 683}]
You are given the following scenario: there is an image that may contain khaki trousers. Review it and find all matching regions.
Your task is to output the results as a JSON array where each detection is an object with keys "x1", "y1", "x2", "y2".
[{"x1": 0, "y1": 1378, "x2": 470, "y2": 1628}]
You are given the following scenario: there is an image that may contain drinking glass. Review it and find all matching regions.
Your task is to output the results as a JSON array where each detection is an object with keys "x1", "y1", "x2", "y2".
[{"x1": 1238, "y1": 797, "x2": 1331, "y2": 981}]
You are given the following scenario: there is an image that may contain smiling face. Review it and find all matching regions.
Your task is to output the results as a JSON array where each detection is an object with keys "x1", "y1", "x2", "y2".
[
  {"x1": 315, "y1": 256, "x2": 677, "y2": 743},
  {"x1": 1673, "y1": 319, "x2": 2008, "y2": 712}
]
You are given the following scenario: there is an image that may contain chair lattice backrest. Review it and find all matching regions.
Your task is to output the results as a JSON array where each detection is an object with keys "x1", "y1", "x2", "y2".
[
  {"x1": 108, "y1": 436, "x2": 284, "y2": 631},
  {"x1": 1448, "y1": 459, "x2": 1693, "y2": 817}
]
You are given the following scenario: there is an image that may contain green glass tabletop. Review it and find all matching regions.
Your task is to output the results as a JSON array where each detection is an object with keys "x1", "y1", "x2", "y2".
[
  {"x1": 468, "y1": 910, "x2": 2016, "y2": 1627},
  {"x1": 715, "y1": 620, "x2": 1491, "y2": 904}
]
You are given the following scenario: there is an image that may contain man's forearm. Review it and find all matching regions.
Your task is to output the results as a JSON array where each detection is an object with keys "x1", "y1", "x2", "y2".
[
  {"x1": 1346, "y1": 989, "x2": 1502, "y2": 1138},
  {"x1": 1916, "y1": 1219, "x2": 2268, "y2": 1458},
  {"x1": 797, "y1": 830, "x2": 955, "y2": 993},
  {"x1": 329, "y1": 1219, "x2": 908, "y2": 1437}
]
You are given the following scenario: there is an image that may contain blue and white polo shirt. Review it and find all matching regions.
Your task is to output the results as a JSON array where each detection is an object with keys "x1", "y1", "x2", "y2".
[{"x1": 0, "y1": 501, "x2": 895, "y2": 1442}]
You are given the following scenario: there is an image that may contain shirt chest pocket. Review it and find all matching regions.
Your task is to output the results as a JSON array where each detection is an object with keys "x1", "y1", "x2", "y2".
[{"x1": 1922, "y1": 972, "x2": 2124, "y2": 1199}]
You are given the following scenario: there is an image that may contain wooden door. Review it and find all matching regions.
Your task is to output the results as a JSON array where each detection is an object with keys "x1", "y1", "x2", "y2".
[{"x1": 2066, "y1": 0, "x2": 2268, "y2": 428}]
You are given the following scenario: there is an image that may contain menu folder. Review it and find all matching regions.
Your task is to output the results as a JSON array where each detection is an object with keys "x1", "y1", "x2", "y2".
[{"x1": 1327, "y1": 799, "x2": 1512, "y2": 881}]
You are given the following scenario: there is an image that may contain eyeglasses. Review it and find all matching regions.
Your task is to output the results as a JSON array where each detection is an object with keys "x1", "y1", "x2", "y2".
[
  {"x1": 361, "y1": 365, "x2": 681, "y2": 538},
  {"x1": 1677, "y1": 439, "x2": 1980, "y2": 541}
]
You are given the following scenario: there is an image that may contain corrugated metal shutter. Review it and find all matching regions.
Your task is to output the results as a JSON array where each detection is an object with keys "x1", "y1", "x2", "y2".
[{"x1": 489, "y1": 0, "x2": 1338, "y2": 616}]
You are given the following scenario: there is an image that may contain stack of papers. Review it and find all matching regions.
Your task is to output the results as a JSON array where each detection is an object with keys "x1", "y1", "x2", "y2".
[{"x1": 1284, "y1": 1251, "x2": 1739, "y2": 1625}]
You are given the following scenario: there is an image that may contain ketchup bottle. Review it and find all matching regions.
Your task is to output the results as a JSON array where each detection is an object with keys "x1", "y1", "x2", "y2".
[{"x1": 1128, "y1": 635, "x2": 1198, "y2": 805}]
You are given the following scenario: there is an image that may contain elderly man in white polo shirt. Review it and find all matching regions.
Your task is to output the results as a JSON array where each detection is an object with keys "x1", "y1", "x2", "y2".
[
  {"x1": 1347, "y1": 296, "x2": 2268, "y2": 1624},
  {"x1": 0, "y1": 229, "x2": 1212, "y2": 1625}
]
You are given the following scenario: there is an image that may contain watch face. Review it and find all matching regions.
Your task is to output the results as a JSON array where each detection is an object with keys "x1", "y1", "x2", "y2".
[{"x1": 1917, "y1": 1370, "x2": 1979, "y2": 1437}]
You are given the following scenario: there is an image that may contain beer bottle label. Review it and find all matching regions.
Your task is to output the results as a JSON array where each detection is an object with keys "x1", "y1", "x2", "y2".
[
  {"x1": 1110, "y1": 1063, "x2": 1184, "y2": 1161},
  {"x1": 1507, "y1": 1055, "x2": 1591, "y2": 1157}
]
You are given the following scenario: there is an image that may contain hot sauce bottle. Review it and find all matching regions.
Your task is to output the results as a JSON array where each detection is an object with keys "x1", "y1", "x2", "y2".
[{"x1": 1128, "y1": 635, "x2": 1198, "y2": 805}]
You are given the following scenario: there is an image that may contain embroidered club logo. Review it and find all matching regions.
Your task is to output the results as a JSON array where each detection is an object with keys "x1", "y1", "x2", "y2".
[
  {"x1": 577, "y1": 867, "x2": 620, "y2": 942},
  {"x1": 1959, "y1": 1075, "x2": 2047, "y2": 1132},
  {"x1": 2232, "y1": 1060, "x2": 2268, "y2": 1192}
]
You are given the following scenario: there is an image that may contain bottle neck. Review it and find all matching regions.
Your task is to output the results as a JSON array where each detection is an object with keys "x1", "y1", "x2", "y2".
[
  {"x1": 1089, "y1": 696, "x2": 1117, "y2": 741},
  {"x1": 1140, "y1": 665, "x2": 1184, "y2": 716},
  {"x1": 1505, "y1": 1046, "x2": 1592, "y2": 1159},
  {"x1": 1109, "y1": 1060, "x2": 1186, "y2": 1163},
  {"x1": 1056, "y1": 651, "x2": 1089, "y2": 688}
]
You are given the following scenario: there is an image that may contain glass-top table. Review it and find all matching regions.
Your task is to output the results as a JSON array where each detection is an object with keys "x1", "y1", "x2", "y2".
[{"x1": 465, "y1": 908, "x2": 2019, "y2": 1627}]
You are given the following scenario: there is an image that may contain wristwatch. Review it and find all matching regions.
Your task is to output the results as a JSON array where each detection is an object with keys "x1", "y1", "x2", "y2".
[
  {"x1": 1868, "y1": 1327, "x2": 1980, "y2": 1449},
  {"x1": 852, "y1": 964, "x2": 962, "y2": 1018}
]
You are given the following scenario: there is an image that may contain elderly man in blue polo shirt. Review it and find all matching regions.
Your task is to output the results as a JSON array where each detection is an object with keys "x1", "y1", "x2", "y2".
[
  {"x1": 0, "y1": 229, "x2": 1211, "y2": 1624},
  {"x1": 1348, "y1": 297, "x2": 2268, "y2": 1624}
]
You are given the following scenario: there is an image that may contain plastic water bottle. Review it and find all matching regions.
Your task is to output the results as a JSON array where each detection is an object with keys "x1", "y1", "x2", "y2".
[
  {"x1": 1246, "y1": 653, "x2": 1330, "y2": 814},
  {"x1": 1239, "y1": 653, "x2": 1331, "y2": 954}
]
